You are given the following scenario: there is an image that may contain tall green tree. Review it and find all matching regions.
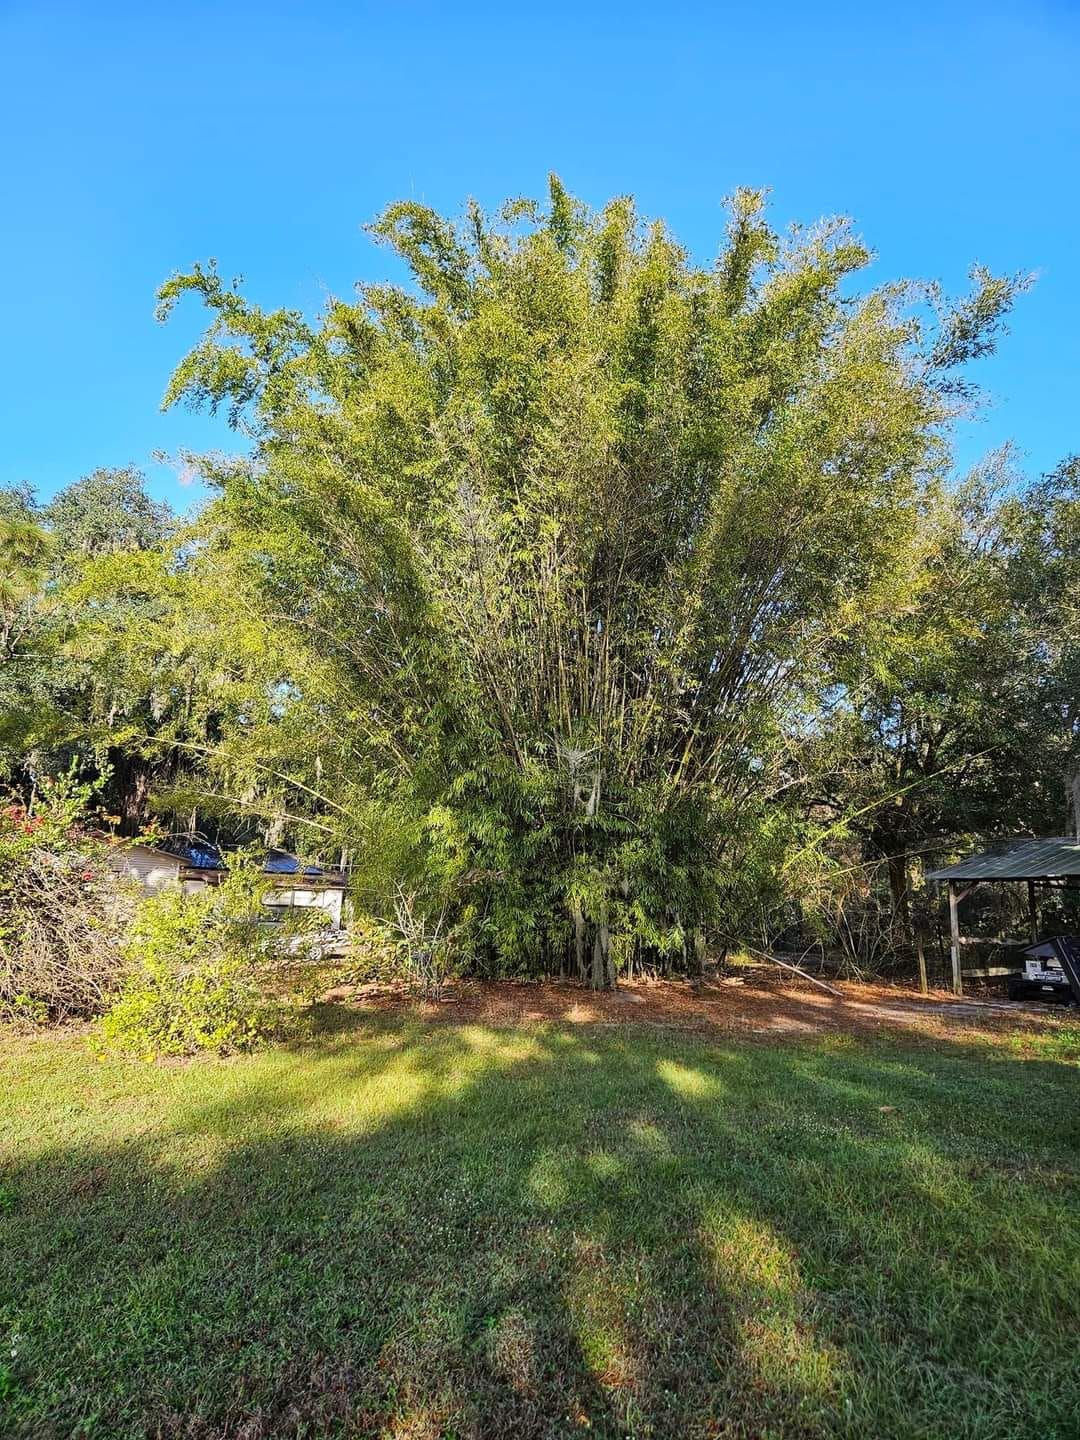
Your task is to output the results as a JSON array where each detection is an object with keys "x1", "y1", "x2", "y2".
[
  {"x1": 0, "y1": 468, "x2": 177, "y2": 830},
  {"x1": 0, "y1": 507, "x2": 59, "y2": 761},
  {"x1": 1006, "y1": 455, "x2": 1080, "y2": 836},
  {"x1": 44, "y1": 465, "x2": 172, "y2": 560},
  {"x1": 156, "y1": 179, "x2": 1023, "y2": 984},
  {"x1": 800, "y1": 452, "x2": 1079, "y2": 958},
  {"x1": 821, "y1": 463, "x2": 1044, "y2": 930}
]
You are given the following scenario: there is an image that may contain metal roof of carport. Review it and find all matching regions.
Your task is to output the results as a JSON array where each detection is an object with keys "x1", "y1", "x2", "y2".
[{"x1": 926, "y1": 837, "x2": 1080, "y2": 883}]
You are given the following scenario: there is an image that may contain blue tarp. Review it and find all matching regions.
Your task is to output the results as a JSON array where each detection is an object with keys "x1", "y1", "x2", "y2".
[{"x1": 162, "y1": 837, "x2": 335, "y2": 879}]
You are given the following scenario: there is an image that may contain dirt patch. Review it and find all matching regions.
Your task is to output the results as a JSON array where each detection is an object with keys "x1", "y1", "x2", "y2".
[{"x1": 319, "y1": 971, "x2": 1074, "y2": 1049}]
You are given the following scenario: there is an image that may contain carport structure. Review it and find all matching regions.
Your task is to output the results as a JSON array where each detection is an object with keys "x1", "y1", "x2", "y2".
[{"x1": 926, "y1": 837, "x2": 1080, "y2": 994}]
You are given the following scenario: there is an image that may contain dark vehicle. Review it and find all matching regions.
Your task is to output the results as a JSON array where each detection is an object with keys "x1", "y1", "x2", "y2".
[{"x1": 1008, "y1": 936, "x2": 1080, "y2": 1005}]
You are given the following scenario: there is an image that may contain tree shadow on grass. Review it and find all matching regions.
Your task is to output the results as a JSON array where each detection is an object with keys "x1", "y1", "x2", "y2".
[{"x1": 1, "y1": 1010, "x2": 1078, "y2": 1438}]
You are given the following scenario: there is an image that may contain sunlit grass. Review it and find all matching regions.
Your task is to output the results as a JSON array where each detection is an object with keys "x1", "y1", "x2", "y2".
[{"x1": 1, "y1": 1011, "x2": 1078, "y2": 1438}]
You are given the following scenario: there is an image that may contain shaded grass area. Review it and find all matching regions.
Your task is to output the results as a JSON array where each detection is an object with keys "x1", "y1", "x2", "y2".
[{"x1": 1, "y1": 1009, "x2": 1079, "y2": 1438}]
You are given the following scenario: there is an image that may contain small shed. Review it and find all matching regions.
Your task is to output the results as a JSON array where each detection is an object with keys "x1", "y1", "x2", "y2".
[
  {"x1": 108, "y1": 838, "x2": 348, "y2": 928},
  {"x1": 926, "y1": 837, "x2": 1080, "y2": 994}
]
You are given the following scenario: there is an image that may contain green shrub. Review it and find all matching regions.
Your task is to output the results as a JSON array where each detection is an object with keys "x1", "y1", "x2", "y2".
[
  {"x1": 97, "y1": 864, "x2": 282, "y2": 1058},
  {"x1": 0, "y1": 776, "x2": 128, "y2": 1023},
  {"x1": 334, "y1": 897, "x2": 462, "y2": 1001}
]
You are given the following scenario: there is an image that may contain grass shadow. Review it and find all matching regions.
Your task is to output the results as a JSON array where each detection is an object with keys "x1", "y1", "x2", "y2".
[{"x1": 1, "y1": 1009, "x2": 1078, "y2": 1437}]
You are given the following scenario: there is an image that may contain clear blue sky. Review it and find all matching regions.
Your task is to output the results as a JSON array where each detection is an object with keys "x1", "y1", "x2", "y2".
[{"x1": 1, "y1": 1, "x2": 1077, "y2": 512}]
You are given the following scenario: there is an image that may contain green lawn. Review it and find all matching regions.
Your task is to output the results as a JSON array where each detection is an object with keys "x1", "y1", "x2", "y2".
[{"x1": 2, "y1": 1008, "x2": 1079, "y2": 1439}]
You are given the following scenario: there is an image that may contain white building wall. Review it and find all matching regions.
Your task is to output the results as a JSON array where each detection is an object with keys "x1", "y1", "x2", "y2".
[
  {"x1": 263, "y1": 885, "x2": 344, "y2": 928},
  {"x1": 108, "y1": 845, "x2": 182, "y2": 895},
  {"x1": 107, "y1": 846, "x2": 345, "y2": 928}
]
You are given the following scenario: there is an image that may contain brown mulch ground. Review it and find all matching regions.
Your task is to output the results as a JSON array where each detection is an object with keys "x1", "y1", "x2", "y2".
[{"x1": 319, "y1": 969, "x2": 1076, "y2": 1049}]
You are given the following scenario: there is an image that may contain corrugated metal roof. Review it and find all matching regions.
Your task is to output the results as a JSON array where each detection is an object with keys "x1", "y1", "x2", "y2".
[
  {"x1": 926, "y1": 837, "x2": 1080, "y2": 882},
  {"x1": 163, "y1": 836, "x2": 225, "y2": 870},
  {"x1": 263, "y1": 848, "x2": 337, "y2": 879},
  {"x1": 160, "y1": 838, "x2": 343, "y2": 882}
]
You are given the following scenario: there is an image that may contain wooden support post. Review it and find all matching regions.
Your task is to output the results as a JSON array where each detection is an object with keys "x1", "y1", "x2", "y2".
[
  {"x1": 915, "y1": 932, "x2": 928, "y2": 995},
  {"x1": 948, "y1": 881, "x2": 963, "y2": 996},
  {"x1": 1027, "y1": 879, "x2": 1038, "y2": 944}
]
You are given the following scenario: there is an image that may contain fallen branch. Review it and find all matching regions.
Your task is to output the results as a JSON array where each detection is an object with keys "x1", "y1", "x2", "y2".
[{"x1": 718, "y1": 936, "x2": 843, "y2": 997}]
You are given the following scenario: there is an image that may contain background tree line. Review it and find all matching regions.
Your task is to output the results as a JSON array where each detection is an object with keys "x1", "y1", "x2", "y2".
[{"x1": 2, "y1": 179, "x2": 1077, "y2": 985}]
